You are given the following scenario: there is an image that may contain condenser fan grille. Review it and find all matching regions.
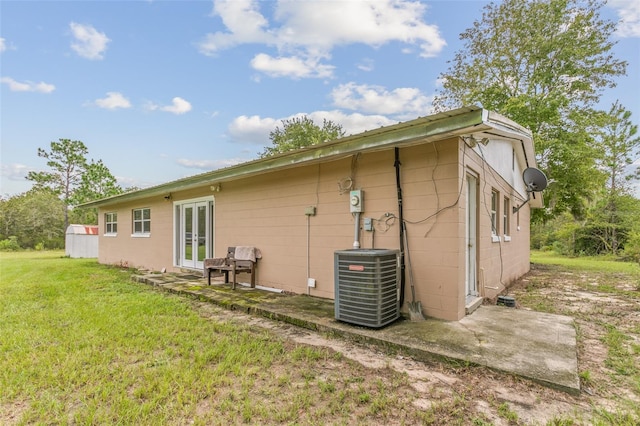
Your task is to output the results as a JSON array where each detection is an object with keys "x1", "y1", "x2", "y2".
[{"x1": 334, "y1": 249, "x2": 400, "y2": 328}]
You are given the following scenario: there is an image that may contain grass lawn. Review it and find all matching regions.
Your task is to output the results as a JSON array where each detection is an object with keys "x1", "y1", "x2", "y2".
[
  {"x1": 2, "y1": 250, "x2": 639, "y2": 424},
  {"x1": 0, "y1": 251, "x2": 422, "y2": 425},
  {"x1": 531, "y1": 250, "x2": 640, "y2": 276}
]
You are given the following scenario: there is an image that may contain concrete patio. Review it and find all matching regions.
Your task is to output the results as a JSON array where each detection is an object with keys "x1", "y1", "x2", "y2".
[{"x1": 132, "y1": 272, "x2": 580, "y2": 394}]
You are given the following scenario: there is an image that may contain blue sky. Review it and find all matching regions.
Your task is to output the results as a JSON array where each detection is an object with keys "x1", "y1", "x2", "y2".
[{"x1": 1, "y1": 0, "x2": 639, "y2": 197}]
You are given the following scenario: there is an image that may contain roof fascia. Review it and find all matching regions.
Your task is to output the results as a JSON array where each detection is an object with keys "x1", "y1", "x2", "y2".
[{"x1": 81, "y1": 107, "x2": 535, "y2": 208}]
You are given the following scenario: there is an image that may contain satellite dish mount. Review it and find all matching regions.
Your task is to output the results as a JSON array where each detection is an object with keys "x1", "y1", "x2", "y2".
[{"x1": 513, "y1": 168, "x2": 548, "y2": 214}]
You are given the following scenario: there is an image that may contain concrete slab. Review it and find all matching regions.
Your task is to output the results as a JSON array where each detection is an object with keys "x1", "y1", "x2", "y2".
[{"x1": 133, "y1": 273, "x2": 580, "y2": 394}]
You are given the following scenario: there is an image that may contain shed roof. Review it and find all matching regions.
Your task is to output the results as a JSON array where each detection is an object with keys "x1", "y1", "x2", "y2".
[
  {"x1": 80, "y1": 106, "x2": 538, "y2": 208},
  {"x1": 66, "y1": 225, "x2": 99, "y2": 235}
]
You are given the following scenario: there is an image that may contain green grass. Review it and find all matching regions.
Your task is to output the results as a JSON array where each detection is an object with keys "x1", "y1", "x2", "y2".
[
  {"x1": 0, "y1": 251, "x2": 423, "y2": 424},
  {"x1": 531, "y1": 250, "x2": 640, "y2": 294},
  {"x1": 4, "y1": 250, "x2": 639, "y2": 424},
  {"x1": 531, "y1": 250, "x2": 640, "y2": 275}
]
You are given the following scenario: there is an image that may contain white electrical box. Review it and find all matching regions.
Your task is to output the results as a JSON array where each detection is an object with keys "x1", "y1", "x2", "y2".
[{"x1": 349, "y1": 189, "x2": 363, "y2": 213}]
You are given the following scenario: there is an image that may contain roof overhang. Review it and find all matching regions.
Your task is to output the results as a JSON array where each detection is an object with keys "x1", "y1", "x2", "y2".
[{"x1": 80, "y1": 106, "x2": 539, "y2": 208}]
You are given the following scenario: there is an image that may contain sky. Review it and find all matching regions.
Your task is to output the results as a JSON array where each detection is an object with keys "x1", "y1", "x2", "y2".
[{"x1": 1, "y1": 0, "x2": 639, "y2": 197}]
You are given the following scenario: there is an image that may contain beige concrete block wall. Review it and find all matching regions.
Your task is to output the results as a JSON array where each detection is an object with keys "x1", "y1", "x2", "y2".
[
  {"x1": 463, "y1": 143, "x2": 532, "y2": 301},
  {"x1": 97, "y1": 196, "x2": 175, "y2": 271},
  {"x1": 97, "y1": 136, "x2": 532, "y2": 321},
  {"x1": 393, "y1": 140, "x2": 465, "y2": 320}
]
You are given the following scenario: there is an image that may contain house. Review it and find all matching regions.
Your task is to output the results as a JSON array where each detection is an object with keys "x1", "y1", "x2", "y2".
[{"x1": 81, "y1": 106, "x2": 543, "y2": 321}]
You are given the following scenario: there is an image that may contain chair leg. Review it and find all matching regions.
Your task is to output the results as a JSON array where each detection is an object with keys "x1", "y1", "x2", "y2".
[
  {"x1": 207, "y1": 268, "x2": 211, "y2": 286},
  {"x1": 231, "y1": 264, "x2": 237, "y2": 290}
]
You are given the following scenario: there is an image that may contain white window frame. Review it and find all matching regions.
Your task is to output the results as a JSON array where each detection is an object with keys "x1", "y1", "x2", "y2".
[
  {"x1": 132, "y1": 208, "x2": 151, "y2": 237},
  {"x1": 491, "y1": 189, "x2": 500, "y2": 242},
  {"x1": 503, "y1": 196, "x2": 511, "y2": 241},
  {"x1": 105, "y1": 212, "x2": 117, "y2": 236}
]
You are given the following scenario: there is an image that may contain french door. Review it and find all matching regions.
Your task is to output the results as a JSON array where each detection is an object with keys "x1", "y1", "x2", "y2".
[{"x1": 178, "y1": 199, "x2": 213, "y2": 270}]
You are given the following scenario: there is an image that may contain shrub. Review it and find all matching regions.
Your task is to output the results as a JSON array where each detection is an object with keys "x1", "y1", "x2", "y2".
[
  {"x1": 623, "y1": 230, "x2": 640, "y2": 264},
  {"x1": 0, "y1": 236, "x2": 21, "y2": 251}
]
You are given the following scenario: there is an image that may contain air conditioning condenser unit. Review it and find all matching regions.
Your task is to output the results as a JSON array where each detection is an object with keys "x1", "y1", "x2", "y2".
[{"x1": 334, "y1": 249, "x2": 400, "y2": 328}]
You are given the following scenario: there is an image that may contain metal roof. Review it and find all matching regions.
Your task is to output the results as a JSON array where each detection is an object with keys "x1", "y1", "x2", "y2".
[{"x1": 80, "y1": 106, "x2": 536, "y2": 208}]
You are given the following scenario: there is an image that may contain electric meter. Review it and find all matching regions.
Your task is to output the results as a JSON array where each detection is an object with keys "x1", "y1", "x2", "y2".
[{"x1": 349, "y1": 189, "x2": 363, "y2": 213}]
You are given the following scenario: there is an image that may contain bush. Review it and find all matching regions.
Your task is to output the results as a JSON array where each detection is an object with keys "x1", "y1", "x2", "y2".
[
  {"x1": 0, "y1": 236, "x2": 21, "y2": 251},
  {"x1": 623, "y1": 230, "x2": 640, "y2": 264}
]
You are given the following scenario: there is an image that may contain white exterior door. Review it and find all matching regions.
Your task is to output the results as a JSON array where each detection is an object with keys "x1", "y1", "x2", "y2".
[
  {"x1": 179, "y1": 199, "x2": 212, "y2": 270},
  {"x1": 466, "y1": 173, "x2": 478, "y2": 298}
]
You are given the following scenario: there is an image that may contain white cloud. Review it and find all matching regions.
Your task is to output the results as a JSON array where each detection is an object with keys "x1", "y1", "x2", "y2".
[
  {"x1": 305, "y1": 110, "x2": 397, "y2": 135},
  {"x1": 331, "y1": 82, "x2": 434, "y2": 117},
  {"x1": 610, "y1": 0, "x2": 640, "y2": 37},
  {"x1": 69, "y1": 22, "x2": 110, "y2": 60},
  {"x1": 1, "y1": 163, "x2": 33, "y2": 181},
  {"x1": 199, "y1": 0, "x2": 275, "y2": 53},
  {"x1": 94, "y1": 92, "x2": 131, "y2": 109},
  {"x1": 199, "y1": 0, "x2": 445, "y2": 79},
  {"x1": 1, "y1": 77, "x2": 55, "y2": 93},
  {"x1": 357, "y1": 58, "x2": 374, "y2": 72},
  {"x1": 0, "y1": 37, "x2": 16, "y2": 53},
  {"x1": 272, "y1": 0, "x2": 445, "y2": 57},
  {"x1": 228, "y1": 115, "x2": 278, "y2": 144},
  {"x1": 162, "y1": 97, "x2": 192, "y2": 114},
  {"x1": 146, "y1": 97, "x2": 192, "y2": 115},
  {"x1": 250, "y1": 53, "x2": 334, "y2": 79},
  {"x1": 227, "y1": 110, "x2": 396, "y2": 145}
]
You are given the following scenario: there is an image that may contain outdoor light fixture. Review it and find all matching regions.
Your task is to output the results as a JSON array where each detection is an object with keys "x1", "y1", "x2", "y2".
[
  {"x1": 463, "y1": 135, "x2": 490, "y2": 147},
  {"x1": 164, "y1": 193, "x2": 172, "y2": 201},
  {"x1": 210, "y1": 183, "x2": 222, "y2": 192}
]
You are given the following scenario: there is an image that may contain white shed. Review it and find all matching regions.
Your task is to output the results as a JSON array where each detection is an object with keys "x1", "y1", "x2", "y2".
[{"x1": 65, "y1": 224, "x2": 99, "y2": 258}]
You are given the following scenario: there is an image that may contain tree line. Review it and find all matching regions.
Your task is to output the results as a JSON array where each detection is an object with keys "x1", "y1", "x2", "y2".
[
  {"x1": 432, "y1": 0, "x2": 640, "y2": 260},
  {"x1": 0, "y1": 139, "x2": 127, "y2": 250},
  {"x1": 1, "y1": 0, "x2": 639, "y2": 260}
]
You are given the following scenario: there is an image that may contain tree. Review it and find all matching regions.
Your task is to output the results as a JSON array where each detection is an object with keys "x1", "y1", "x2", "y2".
[
  {"x1": 595, "y1": 101, "x2": 640, "y2": 197},
  {"x1": 26, "y1": 138, "x2": 124, "y2": 231},
  {"x1": 588, "y1": 102, "x2": 640, "y2": 253},
  {"x1": 0, "y1": 189, "x2": 66, "y2": 249},
  {"x1": 574, "y1": 194, "x2": 640, "y2": 256},
  {"x1": 260, "y1": 116, "x2": 345, "y2": 157},
  {"x1": 70, "y1": 159, "x2": 123, "y2": 225},
  {"x1": 73, "y1": 159, "x2": 122, "y2": 204},
  {"x1": 433, "y1": 0, "x2": 627, "y2": 220},
  {"x1": 26, "y1": 139, "x2": 89, "y2": 231}
]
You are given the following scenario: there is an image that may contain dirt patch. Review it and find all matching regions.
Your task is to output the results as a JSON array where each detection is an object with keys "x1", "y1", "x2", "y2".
[
  {"x1": 190, "y1": 261, "x2": 640, "y2": 425},
  {"x1": 507, "y1": 264, "x2": 640, "y2": 419}
]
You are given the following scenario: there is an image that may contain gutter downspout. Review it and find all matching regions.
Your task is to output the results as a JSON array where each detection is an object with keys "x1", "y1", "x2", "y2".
[
  {"x1": 307, "y1": 213, "x2": 311, "y2": 295},
  {"x1": 394, "y1": 148, "x2": 406, "y2": 307}
]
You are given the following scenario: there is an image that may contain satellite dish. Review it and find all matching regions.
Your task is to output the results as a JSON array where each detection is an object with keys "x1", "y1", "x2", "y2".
[
  {"x1": 523, "y1": 167, "x2": 548, "y2": 192},
  {"x1": 513, "y1": 167, "x2": 548, "y2": 214}
]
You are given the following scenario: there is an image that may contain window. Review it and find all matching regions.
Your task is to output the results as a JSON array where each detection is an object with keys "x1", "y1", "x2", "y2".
[
  {"x1": 490, "y1": 190, "x2": 499, "y2": 236},
  {"x1": 105, "y1": 212, "x2": 117, "y2": 235},
  {"x1": 503, "y1": 197, "x2": 511, "y2": 240},
  {"x1": 133, "y1": 208, "x2": 151, "y2": 235}
]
